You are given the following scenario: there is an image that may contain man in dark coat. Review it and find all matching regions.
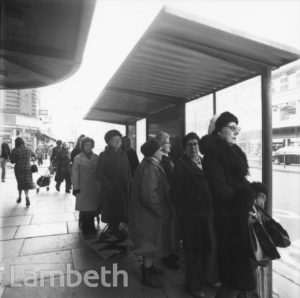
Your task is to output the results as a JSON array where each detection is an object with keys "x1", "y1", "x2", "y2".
[
  {"x1": 122, "y1": 136, "x2": 139, "y2": 177},
  {"x1": 51, "y1": 140, "x2": 62, "y2": 168},
  {"x1": 199, "y1": 112, "x2": 268, "y2": 297},
  {"x1": 172, "y1": 132, "x2": 214, "y2": 298},
  {"x1": 96, "y1": 130, "x2": 132, "y2": 238}
]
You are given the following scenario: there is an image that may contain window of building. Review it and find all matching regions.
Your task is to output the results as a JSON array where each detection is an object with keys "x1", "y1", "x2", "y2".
[
  {"x1": 296, "y1": 72, "x2": 300, "y2": 88},
  {"x1": 280, "y1": 76, "x2": 288, "y2": 92},
  {"x1": 279, "y1": 101, "x2": 296, "y2": 121}
]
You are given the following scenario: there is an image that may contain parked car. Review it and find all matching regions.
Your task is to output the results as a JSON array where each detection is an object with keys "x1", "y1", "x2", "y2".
[{"x1": 272, "y1": 145, "x2": 300, "y2": 165}]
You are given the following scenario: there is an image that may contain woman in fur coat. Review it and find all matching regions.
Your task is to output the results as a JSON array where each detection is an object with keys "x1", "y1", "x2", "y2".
[{"x1": 199, "y1": 112, "x2": 267, "y2": 298}]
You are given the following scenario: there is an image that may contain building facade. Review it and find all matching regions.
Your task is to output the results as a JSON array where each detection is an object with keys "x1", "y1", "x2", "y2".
[{"x1": 0, "y1": 89, "x2": 45, "y2": 150}]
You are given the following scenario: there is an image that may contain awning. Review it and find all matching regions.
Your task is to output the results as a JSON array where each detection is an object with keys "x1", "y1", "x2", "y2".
[
  {"x1": 0, "y1": 0, "x2": 96, "y2": 89},
  {"x1": 85, "y1": 6, "x2": 300, "y2": 125}
]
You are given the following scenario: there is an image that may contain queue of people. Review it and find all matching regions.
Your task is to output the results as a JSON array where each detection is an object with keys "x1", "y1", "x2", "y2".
[{"x1": 3, "y1": 111, "x2": 269, "y2": 298}]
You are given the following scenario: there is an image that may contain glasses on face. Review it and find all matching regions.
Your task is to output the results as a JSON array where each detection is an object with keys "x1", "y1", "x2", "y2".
[
  {"x1": 186, "y1": 142, "x2": 199, "y2": 148},
  {"x1": 225, "y1": 125, "x2": 241, "y2": 133}
]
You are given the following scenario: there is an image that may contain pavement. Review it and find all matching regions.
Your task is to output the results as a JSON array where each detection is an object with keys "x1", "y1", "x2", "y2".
[
  {"x1": 0, "y1": 163, "x2": 217, "y2": 298},
  {"x1": 0, "y1": 162, "x2": 299, "y2": 297}
]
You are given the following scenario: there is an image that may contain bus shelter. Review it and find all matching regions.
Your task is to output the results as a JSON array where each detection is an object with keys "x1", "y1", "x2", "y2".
[{"x1": 85, "y1": 7, "x2": 300, "y2": 296}]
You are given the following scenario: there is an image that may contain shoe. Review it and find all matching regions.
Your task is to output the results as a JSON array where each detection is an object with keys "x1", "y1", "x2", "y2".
[
  {"x1": 2, "y1": 179, "x2": 5, "y2": 182},
  {"x1": 65, "y1": 190, "x2": 71, "y2": 193},
  {"x1": 162, "y1": 255, "x2": 180, "y2": 270},
  {"x1": 141, "y1": 265, "x2": 164, "y2": 288},
  {"x1": 16, "y1": 198, "x2": 21, "y2": 203},
  {"x1": 55, "y1": 184, "x2": 60, "y2": 191},
  {"x1": 185, "y1": 286, "x2": 205, "y2": 298},
  {"x1": 25, "y1": 197, "x2": 30, "y2": 207}
]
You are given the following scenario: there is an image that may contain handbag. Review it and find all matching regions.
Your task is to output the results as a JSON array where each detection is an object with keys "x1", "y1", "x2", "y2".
[
  {"x1": 31, "y1": 162, "x2": 38, "y2": 173},
  {"x1": 248, "y1": 206, "x2": 280, "y2": 265},
  {"x1": 256, "y1": 206, "x2": 291, "y2": 248}
]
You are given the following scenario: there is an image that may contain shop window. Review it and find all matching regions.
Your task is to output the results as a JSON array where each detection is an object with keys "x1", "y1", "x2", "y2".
[{"x1": 280, "y1": 76, "x2": 288, "y2": 91}]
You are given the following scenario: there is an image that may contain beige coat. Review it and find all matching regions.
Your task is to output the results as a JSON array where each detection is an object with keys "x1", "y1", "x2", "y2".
[
  {"x1": 129, "y1": 157, "x2": 176, "y2": 258},
  {"x1": 72, "y1": 152, "x2": 99, "y2": 211}
]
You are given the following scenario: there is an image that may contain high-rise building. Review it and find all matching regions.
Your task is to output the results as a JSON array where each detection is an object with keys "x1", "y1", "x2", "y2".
[{"x1": 0, "y1": 89, "x2": 45, "y2": 150}]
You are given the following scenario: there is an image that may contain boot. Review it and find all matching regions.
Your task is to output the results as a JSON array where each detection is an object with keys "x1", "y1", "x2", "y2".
[{"x1": 141, "y1": 265, "x2": 164, "y2": 288}]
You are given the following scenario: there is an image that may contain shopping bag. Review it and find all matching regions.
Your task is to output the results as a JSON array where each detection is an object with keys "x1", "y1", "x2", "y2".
[
  {"x1": 256, "y1": 206, "x2": 290, "y2": 248},
  {"x1": 248, "y1": 207, "x2": 280, "y2": 265}
]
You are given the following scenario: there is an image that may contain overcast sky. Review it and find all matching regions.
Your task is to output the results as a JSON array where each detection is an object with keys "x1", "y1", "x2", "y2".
[{"x1": 38, "y1": 0, "x2": 300, "y2": 149}]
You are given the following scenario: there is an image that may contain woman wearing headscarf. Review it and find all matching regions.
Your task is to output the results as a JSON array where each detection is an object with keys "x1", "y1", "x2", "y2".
[
  {"x1": 55, "y1": 142, "x2": 72, "y2": 193},
  {"x1": 72, "y1": 137, "x2": 99, "y2": 234},
  {"x1": 172, "y1": 132, "x2": 215, "y2": 298},
  {"x1": 129, "y1": 138, "x2": 175, "y2": 289},
  {"x1": 10, "y1": 137, "x2": 35, "y2": 206},
  {"x1": 199, "y1": 112, "x2": 267, "y2": 298},
  {"x1": 0, "y1": 142, "x2": 11, "y2": 182},
  {"x1": 95, "y1": 130, "x2": 131, "y2": 239}
]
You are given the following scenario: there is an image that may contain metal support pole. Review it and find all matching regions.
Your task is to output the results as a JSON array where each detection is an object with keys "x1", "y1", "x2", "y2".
[
  {"x1": 213, "y1": 92, "x2": 217, "y2": 115},
  {"x1": 261, "y1": 67, "x2": 273, "y2": 298}
]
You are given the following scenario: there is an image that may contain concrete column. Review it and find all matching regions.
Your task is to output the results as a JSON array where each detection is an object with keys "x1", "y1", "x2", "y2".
[{"x1": 261, "y1": 67, "x2": 273, "y2": 298}]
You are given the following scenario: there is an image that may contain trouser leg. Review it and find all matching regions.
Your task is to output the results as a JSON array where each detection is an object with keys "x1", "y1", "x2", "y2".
[
  {"x1": 1, "y1": 160, "x2": 6, "y2": 181},
  {"x1": 184, "y1": 252, "x2": 206, "y2": 291},
  {"x1": 65, "y1": 173, "x2": 72, "y2": 191}
]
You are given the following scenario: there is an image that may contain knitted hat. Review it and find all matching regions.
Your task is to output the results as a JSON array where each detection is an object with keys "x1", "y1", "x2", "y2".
[
  {"x1": 208, "y1": 111, "x2": 238, "y2": 135},
  {"x1": 141, "y1": 138, "x2": 161, "y2": 157},
  {"x1": 104, "y1": 130, "x2": 122, "y2": 144}
]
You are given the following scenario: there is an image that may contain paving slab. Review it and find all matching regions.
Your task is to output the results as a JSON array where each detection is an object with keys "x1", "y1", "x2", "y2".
[
  {"x1": 67, "y1": 221, "x2": 80, "y2": 234},
  {"x1": 0, "y1": 227, "x2": 17, "y2": 240},
  {"x1": 0, "y1": 239, "x2": 24, "y2": 260},
  {"x1": 20, "y1": 233, "x2": 82, "y2": 256},
  {"x1": 31, "y1": 213, "x2": 75, "y2": 224},
  {"x1": 0, "y1": 215, "x2": 32, "y2": 228},
  {"x1": 14, "y1": 222, "x2": 67, "y2": 239}
]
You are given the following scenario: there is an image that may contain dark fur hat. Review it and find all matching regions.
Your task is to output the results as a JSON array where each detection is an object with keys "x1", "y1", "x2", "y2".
[
  {"x1": 141, "y1": 138, "x2": 161, "y2": 157},
  {"x1": 211, "y1": 111, "x2": 239, "y2": 135}
]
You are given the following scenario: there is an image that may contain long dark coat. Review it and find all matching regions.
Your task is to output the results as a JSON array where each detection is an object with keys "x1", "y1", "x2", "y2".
[
  {"x1": 10, "y1": 145, "x2": 35, "y2": 190},
  {"x1": 55, "y1": 148, "x2": 71, "y2": 183},
  {"x1": 129, "y1": 157, "x2": 176, "y2": 258},
  {"x1": 95, "y1": 147, "x2": 131, "y2": 223},
  {"x1": 171, "y1": 154, "x2": 214, "y2": 254},
  {"x1": 199, "y1": 135, "x2": 256, "y2": 291}
]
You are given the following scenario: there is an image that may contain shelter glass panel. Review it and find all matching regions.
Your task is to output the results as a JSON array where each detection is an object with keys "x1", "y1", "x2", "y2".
[
  {"x1": 136, "y1": 118, "x2": 146, "y2": 162},
  {"x1": 147, "y1": 105, "x2": 184, "y2": 162},
  {"x1": 127, "y1": 123, "x2": 137, "y2": 151},
  {"x1": 185, "y1": 94, "x2": 214, "y2": 138},
  {"x1": 216, "y1": 76, "x2": 262, "y2": 177}
]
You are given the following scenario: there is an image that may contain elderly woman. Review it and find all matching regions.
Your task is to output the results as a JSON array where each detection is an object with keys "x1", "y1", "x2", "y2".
[
  {"x1": 72, "y1": 137, "x2": 99, "y2": 235},
  {"x1": 199, "y1": 112, "x2": 267, "y2": 298},
  {"x1": 172, "y1": 132, "x2": 214, "y2": 298},
  {"x1": 129, "y1": 138, "x2": 175, "y2": 289},
  {"x1": 95, "y1": 130, "x2": 131, "y2": 239},
  {"x1": 55, "y1": 142, "x2": 72, "y2": 193},
  {"x1": 10, "y1": 137, "x2": 35, "y2": 206}
]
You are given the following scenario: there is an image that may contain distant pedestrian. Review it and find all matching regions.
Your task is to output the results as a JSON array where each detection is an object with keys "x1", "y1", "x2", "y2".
[
  {"x1": 122, "y1": 136, "x2": 139, "y2": 176},
  {"x1": 71, "y1": 134, "x2": 86, "y2": 164},
  {"x1": 129, "y1": 138, "x2": 176, "y2": 288},
  {"x1": 35, "y1": 145, "x2": 44, "y2": 166},
  {"x1": 72, "y1": 137, "x2": 99, "y2": 235},
  {"x1": 10, "y1": 137, "x2": 35, "y2": 206},
  {"x1": 47, "y1": 145, "x2": 54, "y2": 160},
  {"x1": 55, "y1": 142, "x2": 72, "y2": 193},
  {"x1": 95, "y1": 130, "x2": 131, "y2": 239},
  {"x1": 51, "y1": 140, "x2": 62, "y2": 168},
  {"x1": 0, "y1": 142, "x2": 11, "y2": 182}
]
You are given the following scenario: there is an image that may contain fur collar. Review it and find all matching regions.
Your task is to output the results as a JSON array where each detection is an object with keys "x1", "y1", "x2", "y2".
[{"x1": 199, "y1": 134, "x2": 249, "y2": 176}]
